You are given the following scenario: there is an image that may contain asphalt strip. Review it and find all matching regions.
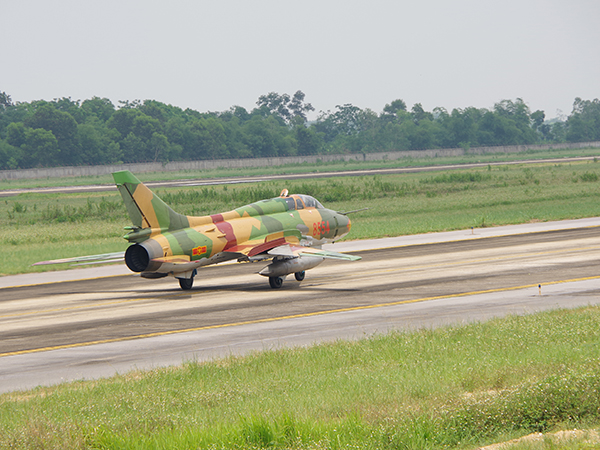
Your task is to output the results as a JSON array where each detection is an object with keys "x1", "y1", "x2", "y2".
[{"x1": 1, "y1": 276, "x2": 599, "y2": 393}]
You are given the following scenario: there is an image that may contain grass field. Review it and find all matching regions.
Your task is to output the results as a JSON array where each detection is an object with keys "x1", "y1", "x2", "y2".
[
  {"x1": 1, "y1": 306, "x2": 599, "y2": 449},
  {"x1": 1, "y1": 146, "x2": 600, "y2": 190},
  {"x1": 1, "y1": 159, "x2": 600, "y2": 275},
  {"x1": 2, "y1": 155, "x2": 600, "y2": 449}
]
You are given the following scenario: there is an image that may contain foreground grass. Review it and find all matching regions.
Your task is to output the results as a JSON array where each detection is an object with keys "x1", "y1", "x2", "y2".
[
  {"x1": 1, "y1": 306, "x2": 599, "y2": 449},
  {"x1": 2, "y1": 159, "x2": 600, "y2": 275}
]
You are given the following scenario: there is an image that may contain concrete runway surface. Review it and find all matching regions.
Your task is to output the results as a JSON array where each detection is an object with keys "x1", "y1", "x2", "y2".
[{"x1": 1, "y1": 218, "x2": 600, "y2": 393}]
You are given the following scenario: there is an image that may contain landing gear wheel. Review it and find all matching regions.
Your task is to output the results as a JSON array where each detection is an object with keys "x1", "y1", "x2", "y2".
[
  {"x1": 179, "y1": 277, "x2": 194, "y2": 290},
  {"x1": 269, "y1": 276, "x2": 284, "y2": 289},
  {"x1": 294, "y1": 271, "x2": 306, "y2": 281}
]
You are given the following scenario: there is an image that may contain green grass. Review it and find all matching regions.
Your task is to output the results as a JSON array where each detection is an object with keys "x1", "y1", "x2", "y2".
[
  {"x1": 1, "y1": 306, "x2": 599, "y2": 449},
  {"x1": 2, "y1": 160, "x2": 600, "y2": 275},
  {"x1": 2, "y1": 154, "x2": 600, "y2": 448},
  {"x1": 1, "y1": 146, "x2": 599, "y2": 190}
]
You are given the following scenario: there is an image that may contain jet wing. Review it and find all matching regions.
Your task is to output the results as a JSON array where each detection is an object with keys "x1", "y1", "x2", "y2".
[
  {"x1": 32, "y1": 252, "x2": 125, "y2": 266},
  {"x1": 225, "y1": 231, "x2": 302, "y2": 257}
]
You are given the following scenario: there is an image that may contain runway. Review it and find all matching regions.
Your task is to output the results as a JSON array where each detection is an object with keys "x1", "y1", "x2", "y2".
[{"x1": 1, "y1": 218, "x2": 600, "y2": 393}]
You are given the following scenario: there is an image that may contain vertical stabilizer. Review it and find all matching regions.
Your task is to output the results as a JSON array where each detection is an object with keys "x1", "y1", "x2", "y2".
[{"x1": 112, "y1": 171, "x2": 189, "y2": 230}]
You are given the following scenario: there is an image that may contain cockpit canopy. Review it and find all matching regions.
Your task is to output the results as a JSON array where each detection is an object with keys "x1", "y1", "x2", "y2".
[{"x1": 284, "y1": 194, "x2": 324, "y2": 211}]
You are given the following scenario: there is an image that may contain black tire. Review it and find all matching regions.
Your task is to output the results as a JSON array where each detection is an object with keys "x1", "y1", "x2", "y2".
[
  {"x1": 179, "y1": 277, "x2": 194, "y2": 290},
  {"x1": 294, "y1": 271, "x2": 306, "y2": 281},
  {"x1": 269, "y1": 276, "x2": 284, "y2": 289}
]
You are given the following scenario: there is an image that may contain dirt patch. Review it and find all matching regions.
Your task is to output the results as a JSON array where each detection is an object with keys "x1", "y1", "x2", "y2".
[{"x1": 479, "y1": 429, "x2": 600, "y2": 449}]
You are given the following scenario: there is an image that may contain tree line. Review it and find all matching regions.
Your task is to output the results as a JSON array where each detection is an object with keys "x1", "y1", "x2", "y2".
[{"x1": 0, "y1": 90, "x2": 599, "y2": 170}]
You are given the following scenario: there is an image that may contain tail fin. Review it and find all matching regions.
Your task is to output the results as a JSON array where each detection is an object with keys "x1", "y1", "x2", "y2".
[{"x1": 112, "y1": 171, "x2": 190, "y2": 231}]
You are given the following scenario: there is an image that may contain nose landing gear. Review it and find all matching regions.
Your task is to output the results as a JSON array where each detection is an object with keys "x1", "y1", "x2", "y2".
[{"x1": 269, "y1": 276, "x2": 284, "y2": 289}]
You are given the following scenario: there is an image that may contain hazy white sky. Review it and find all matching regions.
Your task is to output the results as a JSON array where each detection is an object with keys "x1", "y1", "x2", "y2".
[{"x1": 2, "y1": 0, "x2": 599, "y2": 120}]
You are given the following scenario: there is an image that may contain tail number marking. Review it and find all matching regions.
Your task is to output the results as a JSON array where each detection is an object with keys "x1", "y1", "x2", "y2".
[{"x1": 313, "y1": 221, "x2": 330, "y2": 236}]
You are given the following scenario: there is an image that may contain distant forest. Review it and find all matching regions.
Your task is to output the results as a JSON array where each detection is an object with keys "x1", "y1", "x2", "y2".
[{"x1": 0, "y1": 90, "x2": 599, "y2": 170}]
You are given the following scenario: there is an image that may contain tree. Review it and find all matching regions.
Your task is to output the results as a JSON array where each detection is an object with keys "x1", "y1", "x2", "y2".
[
  {"x1": 24, "y1": 102, "x2": 79, "y2": 164},
  {"x1": 477, "y1": 111, "x2": 524, "y2": 146},
  {"x1": 379, "y1": 99, "x2": 408, "y2": 126},
  {"x1": 531, "y1": 110, "x2": 545, "y2": 130},
  {"x1": 410, "y1": 103, "x2": 433, "y2": 124},
  {"x1": 256, "y1": 90, "x2": 314, "y2": 124},
  {"x1": 288, "y1": 90, "x2": 315, "y2": 122},
  {"x1": 317, "y1": 104, "x2": 364, "y2": 138},
  {"x1": 439, "y1": 107, "x2": 484, "y2": 148},
  {"x1": 0, "y1": 92, "x2": 591, "y2": 168},
  {"x1": 377, "y1": 122, "x2": 410, "y2": 151},
  {"x1": 231, "y1": 106, "x2": 251, "y2": 122},
  {"x1": 81, "y1": 97, "x2": 115, "y2": 123},
  {"x1": 220, "y1": 115, "x2": 252, "y2": 158},
  {"x1": 76, "y1": 121, "x2": 123, "y2": 165},
  {"x1": 139, "y1": 100, "x2": 185, "y2": 123},
  {"x1": 6, "y1": 122, "x2": 26, "y2": 147},
  {"x1": 184, "y1": 117, "x2": 227, "y2": 160},
  {"x1": 550, "y1": 121, "x2": 567, "y2": 142},
  {"x1": 107, "y1": 108, "x2": 143, "y2": 139},
  {"x1": 242, "y1": 115, "x2": 295, "y2": 157},
  {"x1": 149, "y1": 132, "x2": 170, "y2": 162},
  {"x1": 383, "y1": 99, "x2": 407, "y2": 115},
  {"x1": 52, "y1": 97, "x2": 84, "y2": 123},
  {"x1": 0, "y1": 91, "x2": 13, "y2": 110},
  {"x1": 295, "y1": 124, "x2": 321, "y2": 155},
  {"x1": 566, "y1": 98, "x2": 600, "y2": 142},
  {"x1": 132, "y1": 114, "x2": 161, "y2": 142},
  {"x1": 120, "y1": 132, "x2": 146, "y2": 163},
  {"x1": 493, "y1": 98, "x2": 537, "y2": 144},
  {"x1": 21, "y1": 128, "x2": 59, "y2": 167},
  {"x1": 0, "y1": 138, "x2": 22, "y2": 169},
  {"x1": 0, "y1": 100, "x2": 32, "y2": 137}
]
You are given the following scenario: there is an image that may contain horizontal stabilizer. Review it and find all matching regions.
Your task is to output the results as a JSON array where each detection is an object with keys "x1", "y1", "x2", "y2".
[{"x1": 32, "y1": 251, "x2": 125, "y2": 266}]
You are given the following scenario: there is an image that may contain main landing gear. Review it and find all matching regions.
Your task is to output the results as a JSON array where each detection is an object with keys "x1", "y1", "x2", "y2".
[
  {"x1": 179, "y1": 277, "x2": 194, "y2": 290},
  {"x1": 177, "y1": 269, "x2": 197, "y2": 290},
  {"x1": 268, "y1": 271, "x2": 306, "y2": 289}
]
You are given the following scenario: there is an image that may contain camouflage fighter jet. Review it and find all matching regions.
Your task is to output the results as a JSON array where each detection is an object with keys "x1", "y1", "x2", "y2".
[{"x1": 35, "y1": 171, "x2": 360, "y2": 290}]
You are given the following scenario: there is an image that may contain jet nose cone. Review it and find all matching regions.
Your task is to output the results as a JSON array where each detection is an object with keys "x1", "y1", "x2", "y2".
[{"x1": 336, "y1": 213, "x2": 351, "y2": 238}]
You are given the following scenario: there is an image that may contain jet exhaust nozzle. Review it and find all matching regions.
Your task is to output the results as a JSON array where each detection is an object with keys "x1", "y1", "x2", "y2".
[
  {"x1": 125, "y1": 242, "x2": 163, "y2": 273},
  {"x1": 259, "y1": 256, "x2": 324, "y2": 278},
  {"x1": 125, "y1": 244, "x2": 150, "y2": 272}
]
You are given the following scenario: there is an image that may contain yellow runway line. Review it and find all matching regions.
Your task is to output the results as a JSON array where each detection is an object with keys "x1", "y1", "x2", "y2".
[{"x1": 2, "y1": 275, "x2": 599, "y2": 358}]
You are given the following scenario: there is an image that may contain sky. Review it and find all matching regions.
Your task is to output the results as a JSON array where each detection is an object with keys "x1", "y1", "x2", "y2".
[{"x1": 1, "y1": 0, "x2": 599, "y2": 120}]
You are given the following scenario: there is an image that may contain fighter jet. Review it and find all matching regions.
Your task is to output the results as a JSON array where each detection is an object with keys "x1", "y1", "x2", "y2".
[{"x1": 35, "y1": 171, "x2": 360, "y2": 290}]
